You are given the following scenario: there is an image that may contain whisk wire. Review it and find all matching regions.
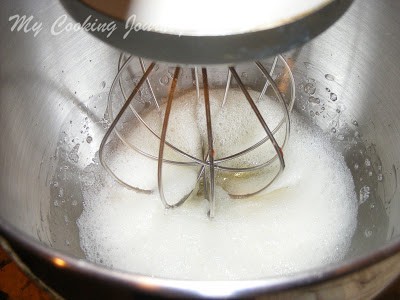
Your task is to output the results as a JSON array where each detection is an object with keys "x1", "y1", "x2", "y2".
[
  {"x1": 202, "y1": 68, "x2": 216, "y2": 218},
  {"x1": 258, "y1": 56, "x2": 278, "y2": 102},
  {"x1": 222, "y1": 70, "x2": 232, "y2": 107},
  {"x1": 158, "y1": 67, "x2": 182, "y2": 208},
  {"x1": 99, "y1": 61, "x2": 156, "y2": 193},
  {"x1": 139, "y1": 58, "x2": 160, "y2": 112}
]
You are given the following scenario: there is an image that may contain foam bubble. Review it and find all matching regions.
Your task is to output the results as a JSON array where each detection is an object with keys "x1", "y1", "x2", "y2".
[{"x1": 77, "y1": 89, "x2": 358, "y2": 280}]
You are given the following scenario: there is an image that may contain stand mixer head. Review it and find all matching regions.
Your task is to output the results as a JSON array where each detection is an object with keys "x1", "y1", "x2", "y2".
[
  {"x1": 60, "y1": 0, "x2": 353, "y2": 217},
  {"x1": 61, "y1": 0, "x2": 353, "y2": 64}
]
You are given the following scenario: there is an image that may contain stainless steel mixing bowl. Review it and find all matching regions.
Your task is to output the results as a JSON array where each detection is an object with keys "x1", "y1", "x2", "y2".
[{"x1": 1, "y1": 0, "x2": 400, "y2": 298}]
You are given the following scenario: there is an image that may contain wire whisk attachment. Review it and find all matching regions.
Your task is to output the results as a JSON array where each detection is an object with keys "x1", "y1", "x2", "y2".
[{"x1": 99, "y1": 54, "x2": 295, "y2": 218}]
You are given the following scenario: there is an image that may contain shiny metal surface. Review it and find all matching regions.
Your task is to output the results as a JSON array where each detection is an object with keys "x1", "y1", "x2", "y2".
[
  {"x1": 1, "y1": 0, "x2": 400, "y2": 298},
  {"x1": 59, "y1": 0, "x2": 353, "y2": 64},
  {"x1": 74, "y1": 0, "x2": 333, "y2": 35}
]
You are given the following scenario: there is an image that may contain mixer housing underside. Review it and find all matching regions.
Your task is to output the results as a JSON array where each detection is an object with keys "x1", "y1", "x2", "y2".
[{"x1": 60, "y1": 0, "x2": 353, "y2": 64}]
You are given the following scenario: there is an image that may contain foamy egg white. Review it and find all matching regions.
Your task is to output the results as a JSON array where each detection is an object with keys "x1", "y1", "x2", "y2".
[{"x1": 77, "y1": 89, "x2": 358, "y2": 280}]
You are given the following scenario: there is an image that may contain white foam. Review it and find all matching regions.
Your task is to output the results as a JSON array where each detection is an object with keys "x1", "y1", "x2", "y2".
[{"x1": 77, "y1": 89, "x2": 358, "y2": 280}]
